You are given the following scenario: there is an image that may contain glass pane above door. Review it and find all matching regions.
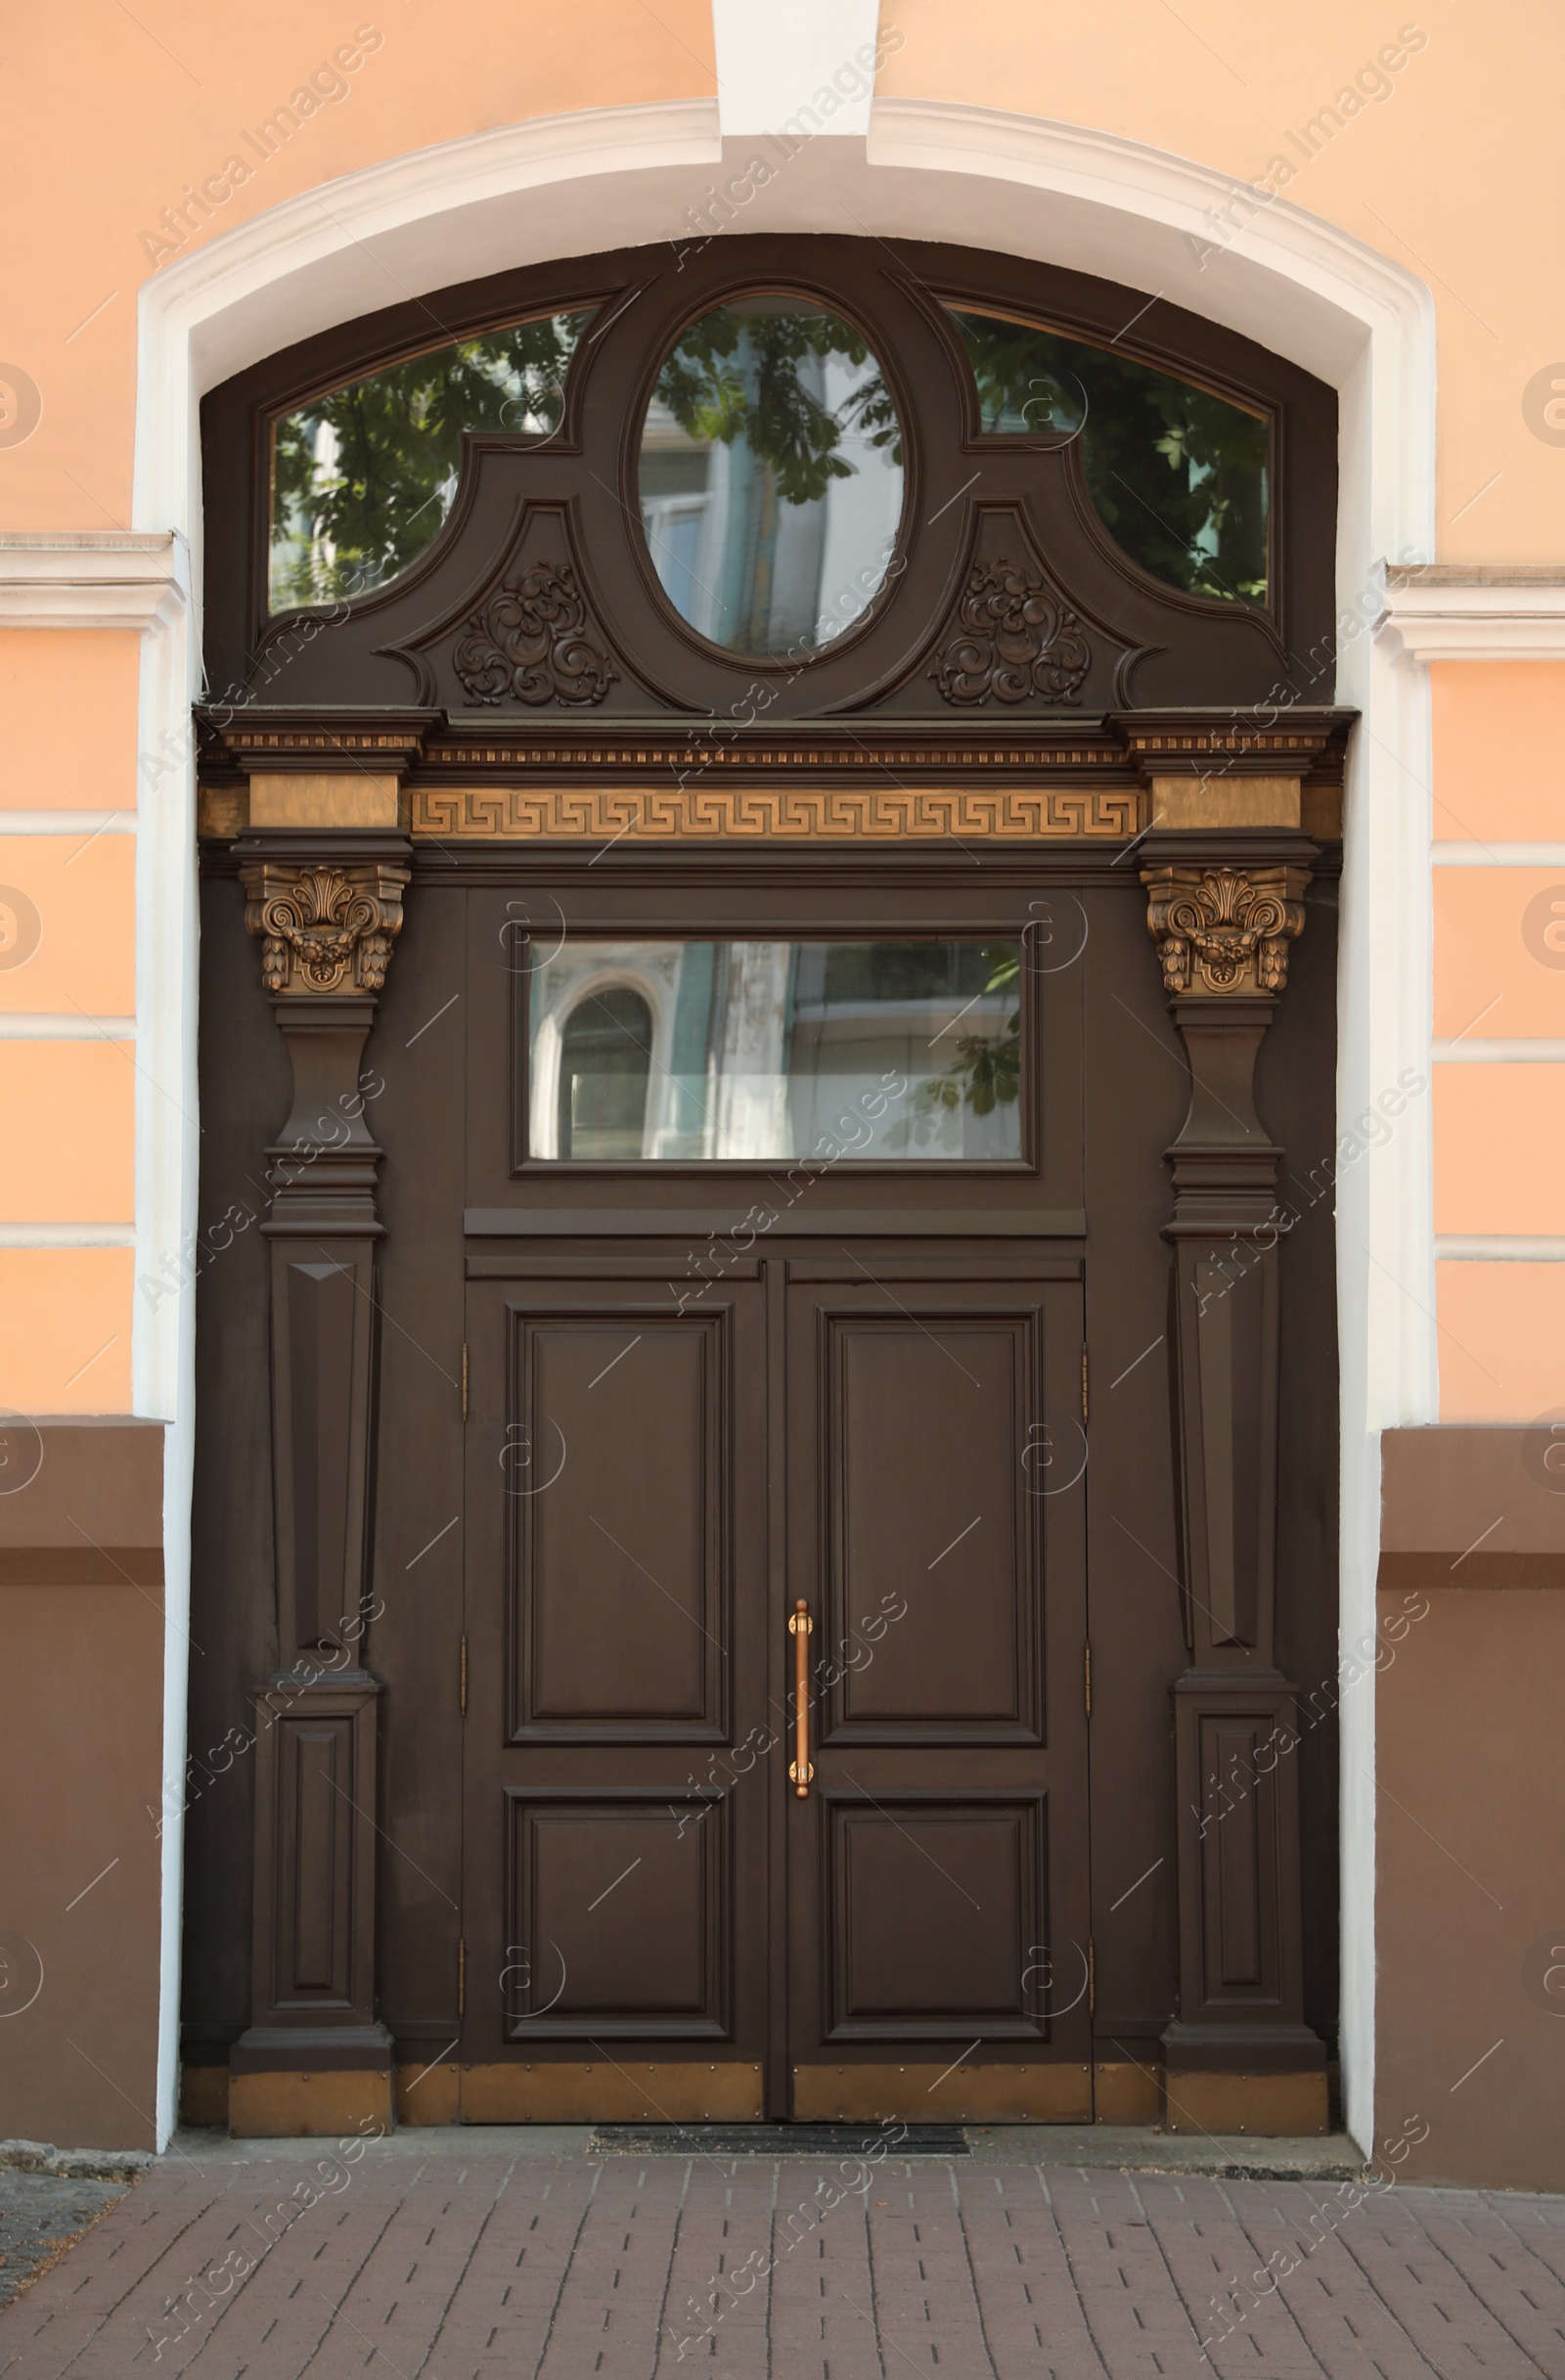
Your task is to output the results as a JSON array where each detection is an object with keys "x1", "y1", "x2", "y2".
[
  {"x1": 528, "y1": 940, "x2": 1022, "y2": 1162},
  {"x1": 639, "y1": 298, "x2": 904, "y2": 658}
]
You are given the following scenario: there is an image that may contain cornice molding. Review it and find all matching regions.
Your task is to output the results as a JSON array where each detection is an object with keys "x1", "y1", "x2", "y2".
[
  {"x1": 0, "y1": 531, "x2": 188, "y2": 633},
  {"x1": 1376, "y1": 564, "x2": 1565, "y2": 663}
]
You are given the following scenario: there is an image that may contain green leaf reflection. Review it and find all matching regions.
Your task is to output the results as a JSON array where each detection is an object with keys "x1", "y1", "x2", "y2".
[
  {"x1": 948, "y1": 309, "x2": 1269, "y2": 604},
  {"x1": 268, "y1": 311, "x2": 595, "y2": 611},
  {"x1": 653, "y1": 304, "x2": 901, "y2": 508}
]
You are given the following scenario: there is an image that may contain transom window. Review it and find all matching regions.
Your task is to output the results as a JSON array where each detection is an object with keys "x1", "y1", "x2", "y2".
[
  {"x1": 261, "y1": 286, "x2": 1273, "y2": 623},
  {"x1": 637, "y1": 297, "x2": 904, "y2": 658},
  {"x1": 946, "y1": 307, "x2": 1269, "y2": 603},
  {"x1": 268, "y1": 310, "x2": 596, "y2": 609},
  {"x1": 527, "y1": 940, "x2": 1023, "y2": 1164}
]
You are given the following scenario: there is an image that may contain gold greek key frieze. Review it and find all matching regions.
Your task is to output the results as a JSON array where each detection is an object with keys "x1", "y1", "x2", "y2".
[
  {"x1": 1142, "y1": 862, "x2": 1310, "y2": 998},
  {"x1": 407, "y1": 784, "x2": 1141, "y2": 840}
]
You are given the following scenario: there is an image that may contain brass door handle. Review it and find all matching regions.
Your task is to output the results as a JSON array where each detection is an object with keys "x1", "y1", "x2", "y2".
[{"x1": 788, "y1": 1598, "x2": 814, "y2": 1796}]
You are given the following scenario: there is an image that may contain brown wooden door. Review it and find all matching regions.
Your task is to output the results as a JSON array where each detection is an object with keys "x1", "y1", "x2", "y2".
[
  {"x1": 782, "y1": 1260, "x2": 1092, "y2": 2122},
  {"x1": 459, "y1": 1267, "x2": 771, "y2": 2120},
  {"x1": 459, "y1": 1244, "x2": 1090, "y2": 2123}
]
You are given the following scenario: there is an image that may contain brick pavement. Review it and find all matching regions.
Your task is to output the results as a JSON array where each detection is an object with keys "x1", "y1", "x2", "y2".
[{"x1": 2, "y1": 2142, "x2": 1565, "y2": 2379}]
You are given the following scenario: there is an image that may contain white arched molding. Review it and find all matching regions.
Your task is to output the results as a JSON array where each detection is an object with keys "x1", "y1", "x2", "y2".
[{"x1": 133, "y1": 95, "x2": 1437, "y2": 2153}]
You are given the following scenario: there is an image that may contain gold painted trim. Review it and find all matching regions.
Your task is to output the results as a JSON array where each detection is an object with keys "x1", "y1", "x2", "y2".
[
  {"x1": 791, "y1": 2061, "x2": 1093, "y2": 2123},
  {"x1": 395, "y1": 2061, "x2": 462, "y2": 2127},
  {"x1": 227, "y1": 2068, "x2": 393, "y2": 2138},
  {"x1": 458, "y1": 2060, "x2": 764, "y2": 2123},
  {"x1": 1149, "y1": 773, "x2": 1302, "y2": 831},
  {"x1": 249, "y1": 772, "x2": 400, "y2": 830},
  {"x1": 409, "y1": 785, "x2": 1141, "y2": 840},
  {"x1": 1163, "y1": 2068, "x2": 1330, "y2": 2137},
  {"x1": 1093, "y1": 2059, "x2": 1161, "y2": 2124}
]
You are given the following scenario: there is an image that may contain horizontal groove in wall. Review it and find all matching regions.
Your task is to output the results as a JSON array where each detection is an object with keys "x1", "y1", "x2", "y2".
[
  {"x1": 1435, "y1": 1235, "x2": 1565, "y2": 1262},
  {"x1": 0, "y1": 1222, "x2": 137, "y2": 1247},
  {"x1": 1432, "y1": 1039, "x2": 1565, "y2": 1062},
  {"x1": 0, "y1": 811, "x2": 137, "y2": 835},
  {"x1": 1432, "y1": 842, "x2": 1565, "y2": 867},
  {"x1": 0, "y1": 1015, "x2": 136, "y2": 1039}
]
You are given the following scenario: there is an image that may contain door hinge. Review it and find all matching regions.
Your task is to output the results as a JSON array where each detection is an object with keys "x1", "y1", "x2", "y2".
[
  {"x1": 462, "y1": 1342, "x2": 469, "y2": 1422},
  {"x1": 460, "y1": 1633, "x2": 468, "y2": 1718},
  {"x1": 1084, "y1": 1641, "x2": 1092, "y2": 1720},
  {"x1": 1088, "y1": 1938, "x2": 1096, "y2": 2016},
  {"x1": 458, "y1": 1937, "x2": 466, "y2": 2018},
  {"x1": 1081, "y1": 1343, "x2": 1089, "y2": 1424}
]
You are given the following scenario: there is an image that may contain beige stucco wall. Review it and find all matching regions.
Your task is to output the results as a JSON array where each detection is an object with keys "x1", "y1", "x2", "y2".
[
  {"x1": 882, "y1": 7, "x2": 1558, "y2": 562},
  {"x1": 0, "y1": 3, "x2": 1557, "y2": 1418},
  {"x1": 0, "y1": 1, "x2": 1559, "y2": 2160}
]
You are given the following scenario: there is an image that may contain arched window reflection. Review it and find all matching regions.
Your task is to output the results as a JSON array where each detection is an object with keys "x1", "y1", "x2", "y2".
[{"x1": 557, "y1": 987, "x2": 653, "y2": 1160}]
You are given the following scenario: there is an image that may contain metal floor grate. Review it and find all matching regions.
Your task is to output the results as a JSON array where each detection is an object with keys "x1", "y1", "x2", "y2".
[{"x1": 589, "y1": 2123, "x2": 969, "y2": 2157}]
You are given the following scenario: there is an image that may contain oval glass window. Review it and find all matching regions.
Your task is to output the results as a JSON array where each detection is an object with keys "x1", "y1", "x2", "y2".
[
  {"x1": 947, "y1": 307, "x2": 1270, "y2": 605},
  {"x1": 639, "y1": 298, "x2": 904, "y2": 658},
  {"x1": 267, "y1": 310, "x2": 597, "y2": 612}
]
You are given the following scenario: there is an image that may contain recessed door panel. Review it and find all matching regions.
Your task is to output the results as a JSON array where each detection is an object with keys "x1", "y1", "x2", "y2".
[
  {"x1": 510, "y1": 1311, "x2": 727, "y2": 1739},
  {"x1": 825, "y1": 1794, "x2": 1049, "y2": 2039},
  {"x1": 826, "y1": 1315, "x2": 1038, "y2": 1739},
  {"x1": 505, "y1": 1789, "x2": 728, "y2": 2037}
]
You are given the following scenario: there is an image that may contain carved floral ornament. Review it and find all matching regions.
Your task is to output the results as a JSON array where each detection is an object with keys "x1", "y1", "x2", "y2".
[
  {"x1": 927, "y1": 560, "x2": 1092, "y2": 706},
  {"x1": 241, "y1": 857, "x2": 409, "y2": 996},
  {"x1": 454, "y1": 562, "x2": 618, "y2": 708},
  {"x1": 1141, "y1": 862, "x2": 1309, "y2": 997}
]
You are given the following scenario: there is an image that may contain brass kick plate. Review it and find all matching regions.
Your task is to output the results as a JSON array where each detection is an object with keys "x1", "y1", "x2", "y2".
[
  {"x1": 459, "y1": 2061, "x2": 764, "y2": 2123},
  {"x1": 792, "y1": 2062, "x2": 1093, "y2": 2124}
]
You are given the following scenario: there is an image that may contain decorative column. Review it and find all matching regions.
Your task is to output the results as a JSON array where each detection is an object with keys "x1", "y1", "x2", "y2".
[
  {"x1": 227, "y1": 822, "x2": 411, "y2": 2137},
  {"x1": 1140, "y1": 822, "x2": 1329, "y2": 2136}
]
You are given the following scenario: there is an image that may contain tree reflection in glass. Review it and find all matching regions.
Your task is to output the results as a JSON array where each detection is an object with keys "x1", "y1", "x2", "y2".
[
  {"x1": 947, "y1": 307, "x2": 1270, "y2": 604},
  {"x1": 268, "y1": 311, "x2": 597, "y2": 611},
  {"x1": 526, "y1": 940, "x2": 1022, "y2": 1162},
  {"x1": 640, "y1": 299, "x2": 904, "y2": 657}
]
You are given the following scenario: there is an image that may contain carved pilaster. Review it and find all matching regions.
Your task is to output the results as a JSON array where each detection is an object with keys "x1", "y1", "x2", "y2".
[
  {"x1": 1140, "y1": 831, "x2": 1328, "y2": 2133},
  {"x1": 230, "y1": 828, "x2": 410, "y2": 2133}
]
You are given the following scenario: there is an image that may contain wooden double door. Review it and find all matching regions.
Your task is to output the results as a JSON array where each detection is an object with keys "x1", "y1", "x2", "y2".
[{"x1": 460, "y1": 1245, "x2": 1091, "y2": 2123}]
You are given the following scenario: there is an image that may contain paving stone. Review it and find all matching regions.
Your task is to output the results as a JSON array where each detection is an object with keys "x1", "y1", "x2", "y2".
[{"x1": 1, "y1": 2148, "x2": 1562, "y2": 2379}]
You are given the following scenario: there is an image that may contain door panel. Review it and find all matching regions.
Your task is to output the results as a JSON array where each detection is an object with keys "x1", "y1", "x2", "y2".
[
  {"x1": 462, "y1": 1276, "x2": 769, "y2": 2112},
  {"x1": 511, "y1": 1313, "x2": 727, "y2": 1738},
  {"x1": 785, "y1": 1269, "x2": 1091, "y2": 2121},
  {"x1": 824, "y1": 1312, "x2": 1040, "y2": 1739},
  {"x1": 823, "y1": 1792, "x2": 1049, "y2": 2036},
  {"x1": 504, "y1": 1789, "x2": 728, "y2": 2034}
]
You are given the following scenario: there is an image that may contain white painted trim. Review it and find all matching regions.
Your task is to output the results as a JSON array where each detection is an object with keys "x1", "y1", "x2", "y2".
[
  {"x1": 0, "y1": 532, "x2": 185, "y2": 634},
  {"x1": 1436, "y1": 1235, "x2": 1565, "y2": 1261},
  {"x1": 712, "y1": 0, "x2": 882, "y2": 139},
  {"x1": 127, "y1": 94, "x2": 1437, "y2": 2158},
  {"x1": 0, "y1": 811, "x2": 137, "y2": 835},
  {"x1": 0, "y1": 1222, "x2": 136, "y2": 1246},
  {"x1": 0, "y1": 1015, "x2": 136, "y2": 1039},
  {"x1": 1433, "y1": 842, "x2": 1565, "y2": 868},
  {"x1": 1433, "y1": 1039, "x2": 1565, "y2": 1063},
  {"x1": 1377, "y1": 566, "x2": 1565, "y2": 663}
]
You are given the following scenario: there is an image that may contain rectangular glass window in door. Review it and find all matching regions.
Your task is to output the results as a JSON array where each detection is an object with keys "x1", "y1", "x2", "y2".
[{"x1": 525, "y1": 940, "x2": 1023, "y2": 1162}]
